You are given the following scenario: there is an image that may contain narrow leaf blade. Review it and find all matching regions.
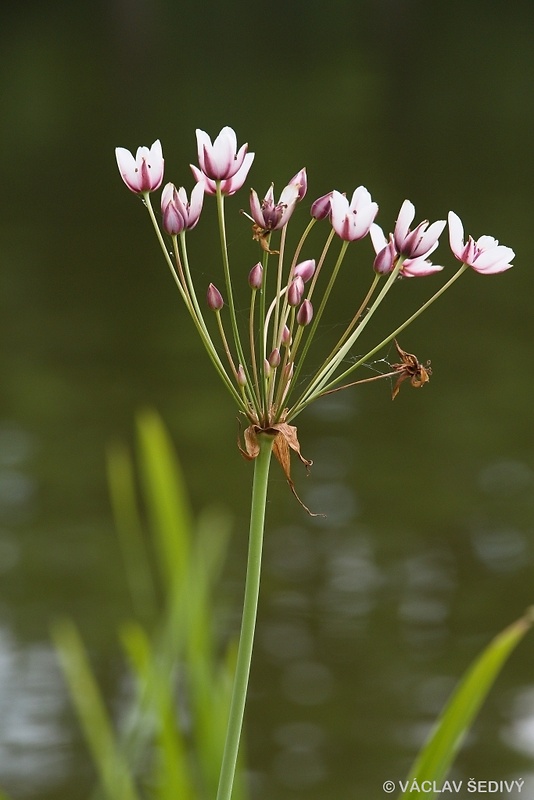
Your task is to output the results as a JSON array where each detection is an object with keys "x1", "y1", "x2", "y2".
[{"x1": 399, "y1": 609, "x2": 534, "y2": 799}]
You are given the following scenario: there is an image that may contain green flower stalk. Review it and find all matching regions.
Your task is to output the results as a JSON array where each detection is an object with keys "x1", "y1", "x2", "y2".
[
  {"x1": 215, "y1": 432, "x2": 274, "y2": 800},
  {"x1": 115, "y1": 127, "x2": 515, "y2": 800}
]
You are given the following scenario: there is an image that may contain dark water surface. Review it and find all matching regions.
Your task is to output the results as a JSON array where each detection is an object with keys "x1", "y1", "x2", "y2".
[{"x1": 1, "y1": 1, "x2": 534, "y2": 798}]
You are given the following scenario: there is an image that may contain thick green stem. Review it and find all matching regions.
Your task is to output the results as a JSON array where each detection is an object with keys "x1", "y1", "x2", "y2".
[{"x1": 216, "y1": 435, "x2": 274, "y2": 800}]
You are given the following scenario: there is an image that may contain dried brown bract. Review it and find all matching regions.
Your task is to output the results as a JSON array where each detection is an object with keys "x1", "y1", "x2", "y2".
[
  {"x1": 238, "y1": 415, "x2": 323, "y2": 516},
  {"x1": 251, "y1": 223, "x2": 279, "y2": 254}
]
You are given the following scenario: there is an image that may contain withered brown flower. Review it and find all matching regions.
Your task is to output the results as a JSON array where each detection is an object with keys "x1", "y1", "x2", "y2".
[{"x1": 391, "y1": 339, "x2": 432, "y2": 400}]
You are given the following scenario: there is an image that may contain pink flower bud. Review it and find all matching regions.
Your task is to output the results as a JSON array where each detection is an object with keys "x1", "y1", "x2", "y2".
[
  {"x1": 296, "y1": 299, "x2": 313, "y2": 326},
  {"x1": 161, "y1": 182, "x2": 204, "y2": 235},
  {"x1": 372, "y1": 233, "x2": 397, "y2": 274},
  {"x1": 311, "y1": 191, "x2": 333, "y2": 220},
  {"x1": 237, "y1": 365, "x2": 247, "y2": 386},
  {"x1": 281, "y1": 325, "x2": 292, "y2": 347},
  {"x1": 161, "y1": 187, "x2": 186, "y2": 235},
  {"x1": 207, "y1": 283, "x2": 224, "y2": 311},
  {"x1": 263, "y1": 358, "x2": 271, "y2": 378},
  {"x1": 248, "y1": 262, "x2": 263, "y2": 289},
  {"x1": 287, "y1": 276, "x2": 304, "y2": 307},
  {"x1": 373, "y1": 248, "x2": 394, "y2": 274},
  {"x1": 293, "y1": 259, "x2": 316, "y2": 283},
  {"x1": 268, "y1": 348, "x2": 281, "y2": 368}
]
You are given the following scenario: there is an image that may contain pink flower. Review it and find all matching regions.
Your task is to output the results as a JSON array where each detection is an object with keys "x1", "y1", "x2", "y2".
[
  {"x1": 161, "y1": 182, "x2": 204, "y2": 235},
  {"x1": 195, "y1": 126, "x2": 252, "y2": 179},
  {"x1": 191, "y1": 154, "x2": 254, "y2": 196},
  {"x1": 289, "y1": 168, "x2": 308, "y2": 201},
  {"x1": 370, "y1": 223, "x2": 443, "y2": 277},
  {"x1": 448, "y1": 211, "x2": 514, "y2": 274},
  {"x1": 115, "y1": 140, "x2": 164, "y2": 194},
  {"x1": 250, "y1": 179, "x2": 301, "y2": 231},
  {"x1": 393, "y1": 200, "x2": 446, "y2": 259},
  {"x1": 191, "y1": 126, "x2": 254, "y2": 195},
  {"x1": 330, "y1": 187, "x2": 378, "y2": 241}
]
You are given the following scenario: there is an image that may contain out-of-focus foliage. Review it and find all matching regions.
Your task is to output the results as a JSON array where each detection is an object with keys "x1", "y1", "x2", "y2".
[{"x1": 52, "y1": 411, "x2": 247, "y2": 800}]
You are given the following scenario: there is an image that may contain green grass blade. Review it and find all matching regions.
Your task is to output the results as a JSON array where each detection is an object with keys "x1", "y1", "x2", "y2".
[
  {"x1": 52, "y1": 413, "x2": 246, "y2": 800},
  {"x1": 136, "y1": 409, "x2": 192, "y2": 593},
  {"x1": 107, "y1": 439, "x2": 158, "y2": 623},
  {"x1": 184, "y1": 509, "x2": 235, "y2": 795},
  {"x1": 399, "y1": 609, "x2": 534, "y2": 799},
  {"x1": 120, "y1": 621, "x2": 195, "y2": 800},
  {"x1": 51, "y1": 619, "x2": 141, "y2": 800}
]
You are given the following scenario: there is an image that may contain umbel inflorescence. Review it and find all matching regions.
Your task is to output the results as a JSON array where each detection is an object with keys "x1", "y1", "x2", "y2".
[{"x1": 116, "y1": 127, "x2": 514, "y2": 508}]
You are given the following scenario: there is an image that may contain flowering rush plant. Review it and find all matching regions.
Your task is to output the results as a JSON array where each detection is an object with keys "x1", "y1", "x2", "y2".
[{"x1": 116, "y1": 127, "x2": 514, "y2": 799}]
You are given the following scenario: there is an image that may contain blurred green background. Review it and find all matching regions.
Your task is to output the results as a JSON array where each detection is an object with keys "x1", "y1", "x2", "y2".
[{"x1": 1, "y1": 0, "x2": 534, "y2": 798}]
